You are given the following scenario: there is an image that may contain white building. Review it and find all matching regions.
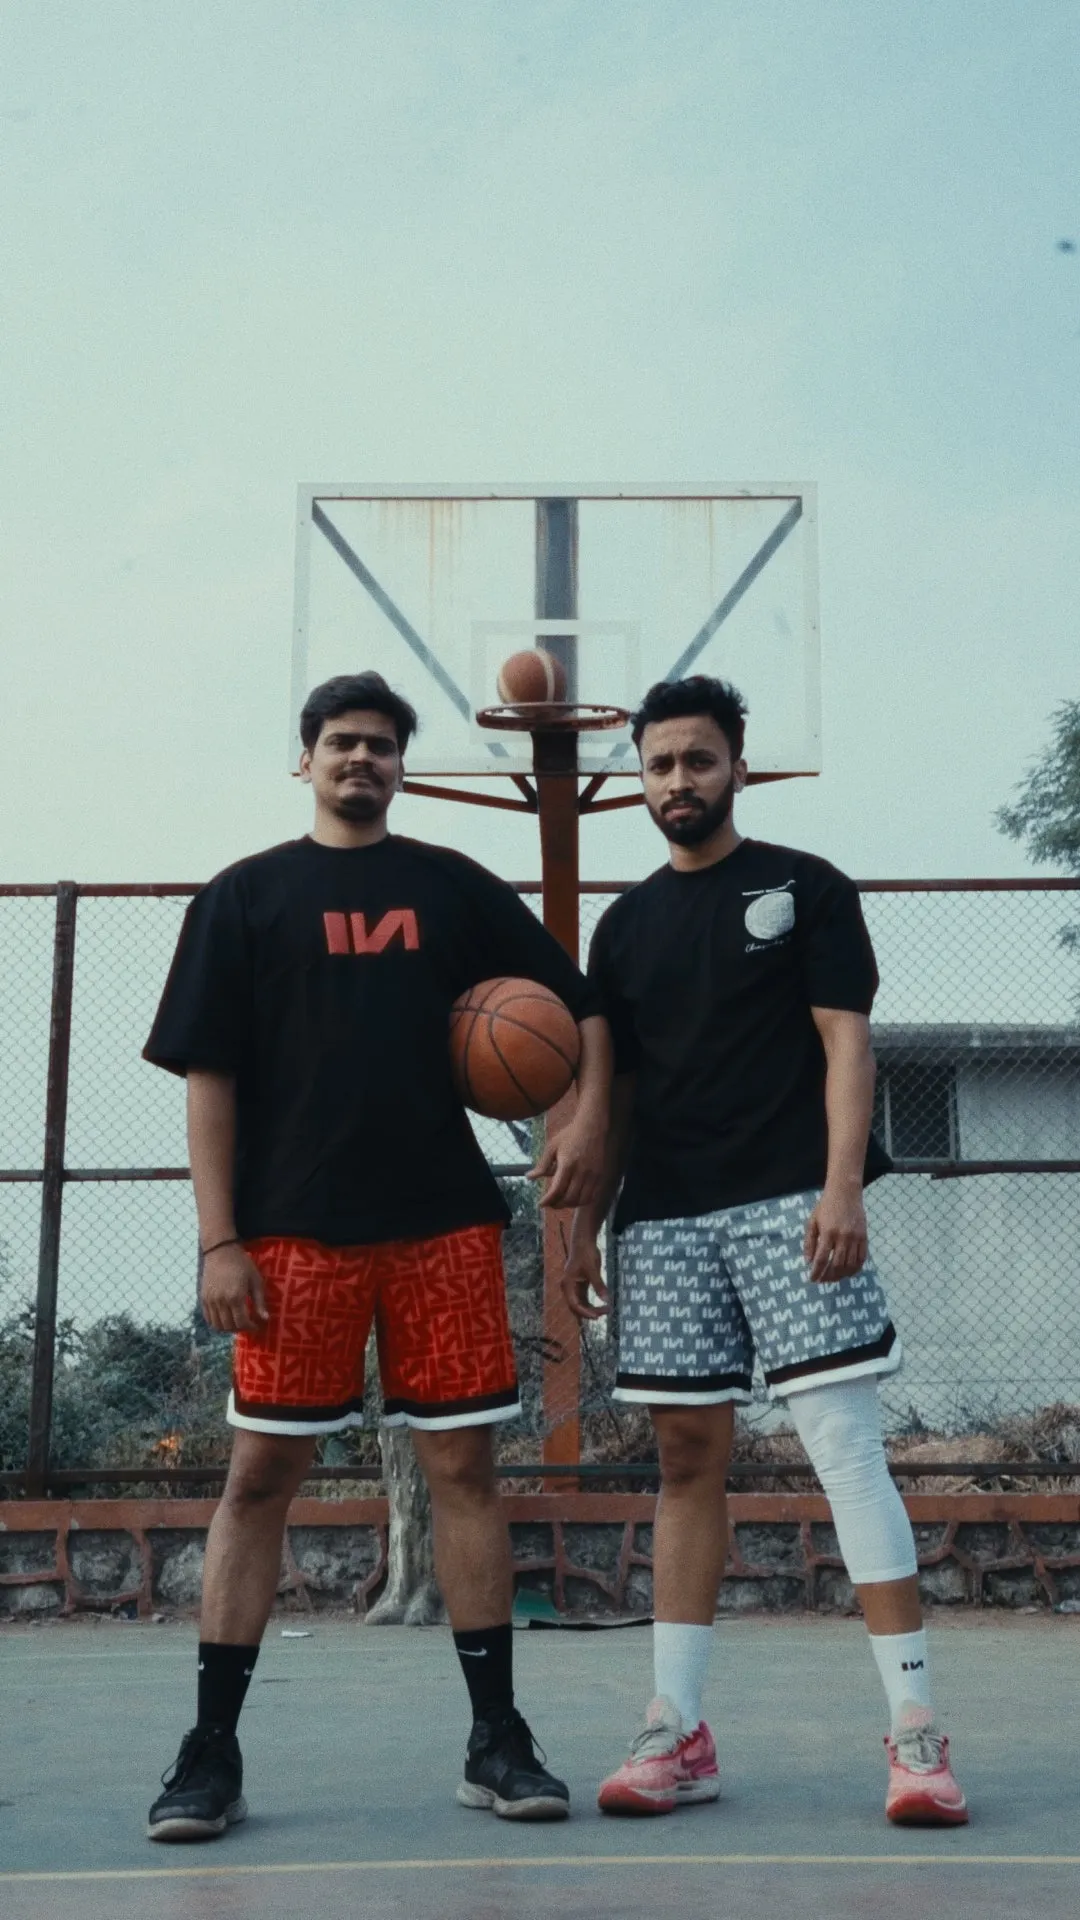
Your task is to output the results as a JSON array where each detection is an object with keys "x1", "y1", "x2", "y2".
[{"x1": 867, "y1": 1025, "x2": 1080, "y2": 1431}]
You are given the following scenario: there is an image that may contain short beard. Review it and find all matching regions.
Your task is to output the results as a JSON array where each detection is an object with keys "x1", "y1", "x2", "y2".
[
  {"x1": 330, "y1": 786, "x2": 388, "y2": 823},
  {"x1": 649, "y1": 775, "x2": 735, "y2": 846}
]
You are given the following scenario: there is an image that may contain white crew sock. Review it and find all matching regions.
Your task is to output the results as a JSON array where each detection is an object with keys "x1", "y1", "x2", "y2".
[
  {"x1": 869, "y1": 1628, "x2": 933, "y2": 1728},
  {"x1": 653, "y1": 1622, "x2": 713, "y2": 1730}
]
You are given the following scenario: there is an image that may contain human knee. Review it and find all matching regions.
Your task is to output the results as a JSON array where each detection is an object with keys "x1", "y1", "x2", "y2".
[
  {"x1": 417, "y1": 1427, "x2": 495, "y2": 1503},
  {"x1": 223, "y1": 1437, "x2": 313, "y2": 1511},
  {"x1": 786, "y1": 1381, "x2": 915, "y2": 1586},
  {"x1": 786, "y1": 1381, "x2": 884, "y2": 1494},
  {"x1": 654, "y1": 1408, "x2": 733, "y2": 1489}
]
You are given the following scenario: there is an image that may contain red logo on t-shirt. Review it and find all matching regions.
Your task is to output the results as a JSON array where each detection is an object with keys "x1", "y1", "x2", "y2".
[{"x1": 324, "y1": 910, "x2": 420, "y2": 955}]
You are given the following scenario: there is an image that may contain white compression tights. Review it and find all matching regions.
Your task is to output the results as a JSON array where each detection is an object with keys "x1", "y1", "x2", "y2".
[{"x1": 783, "y1": 1377, "x2": 916, "y2": 1587}]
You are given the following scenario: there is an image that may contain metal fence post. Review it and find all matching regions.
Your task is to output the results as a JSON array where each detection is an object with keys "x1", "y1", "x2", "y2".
[{"x1": 26, "y1": 882, "x2": 78, "y2": 1497}]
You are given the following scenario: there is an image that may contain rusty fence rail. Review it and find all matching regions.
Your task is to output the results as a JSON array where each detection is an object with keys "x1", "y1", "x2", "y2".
[{"x1": 1, "y1": 879, "x2": 1078, "y2": 1495}]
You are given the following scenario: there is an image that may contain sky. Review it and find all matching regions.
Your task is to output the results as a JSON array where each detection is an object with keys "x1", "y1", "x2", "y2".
[{"x1": 1, "y1": 0, "x2": 1078, "y2": 885}]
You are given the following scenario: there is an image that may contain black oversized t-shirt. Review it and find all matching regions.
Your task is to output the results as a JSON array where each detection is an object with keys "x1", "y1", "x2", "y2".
[
  {"x1": 144, "y1": 835, "x2": 597, "y2": 1246},
  {"x1": 588, "y1": 838, "x2": 891, "y2": 1230}
]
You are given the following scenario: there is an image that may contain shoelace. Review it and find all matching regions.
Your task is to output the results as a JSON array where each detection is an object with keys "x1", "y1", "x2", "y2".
[
  {"x1": 628, "y1": 1715, "x2": 683, "y2": 1762},
  {"x1": 892, "y1": 1724, "x2": 946, "y2": 1773},
  {"x1": 496, "y1": 1710, "x2": 548, "y2": 1771},
  {"x1": 159, "y1": 1727, "x2": 229, "y2": 1792}
]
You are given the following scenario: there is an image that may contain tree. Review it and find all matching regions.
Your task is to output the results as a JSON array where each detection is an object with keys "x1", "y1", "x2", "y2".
[
  {"x1": 997, "y1": 699, "x2": 1080, "y2": 873},
  {"x1": 997, "y1": 699, "x2": 1080, "y2": 950},
  {"x1": 366, "y1": 1426, "x2": 443, "y2": 1625}
]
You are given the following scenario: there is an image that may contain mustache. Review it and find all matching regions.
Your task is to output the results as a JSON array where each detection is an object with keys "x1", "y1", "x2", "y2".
[{"x1": 662, "y1": 794, "x2": 704, "y2": 813}]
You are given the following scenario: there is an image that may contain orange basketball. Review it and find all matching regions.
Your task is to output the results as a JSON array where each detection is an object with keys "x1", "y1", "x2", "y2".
[
  {"x1": 449, "y1": 977, "x2": 580, "y2": 1119},
  {"x1": 495, "y1": 648, "x2": 568, "y2": 704}
]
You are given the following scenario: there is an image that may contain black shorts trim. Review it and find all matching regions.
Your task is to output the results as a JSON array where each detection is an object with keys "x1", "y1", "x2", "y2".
[
  {"x1": 764, "y1": 1323, "x2": 899, "y2": 1388},
  {"x1": 614, "y1": 1367, "x2": 753, "y2": 1396},
  {"x1": 231, "y1": 1389, "x2": 365, "y2": 1424},
  {"x1": 381, "y1": 1383, "x2": 520, "y2": 1421}
]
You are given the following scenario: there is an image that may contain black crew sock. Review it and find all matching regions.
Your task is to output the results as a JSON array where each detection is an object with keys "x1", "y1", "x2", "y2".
[
  {"x1": 196, "y1": 1642, "x2": 260, "y2": 1735},
  {"x1": 453, "y1": 1622, "x2": 515, "y2": 1723}
]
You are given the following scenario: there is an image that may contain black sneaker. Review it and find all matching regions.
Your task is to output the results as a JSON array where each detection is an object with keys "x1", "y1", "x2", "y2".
[
  {"x1": 456, "y1": 1707, "x2": 570, "y2": 1820},
  {"x1": 147, "y1": 1725, "x2": 247, "y2": 1842}
]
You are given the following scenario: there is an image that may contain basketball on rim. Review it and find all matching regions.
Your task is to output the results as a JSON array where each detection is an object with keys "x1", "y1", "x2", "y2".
[
  {"x1": 449, "y1": 977, "x2": 580, "y2": 1120},
  {"x1": 495, "y1": 648, "x2": 568, "y2": 704}
]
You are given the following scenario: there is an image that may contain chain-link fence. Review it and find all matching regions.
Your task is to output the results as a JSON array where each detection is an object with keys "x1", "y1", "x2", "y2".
[{"x1": 2, "y1": 880, "x2": 1078, "y2": 1492}]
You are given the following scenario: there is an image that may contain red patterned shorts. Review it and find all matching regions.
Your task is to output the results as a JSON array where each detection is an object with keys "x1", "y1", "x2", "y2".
[{"x1": 230, "y1": 1225, "x2": 519, "y2": 1434}]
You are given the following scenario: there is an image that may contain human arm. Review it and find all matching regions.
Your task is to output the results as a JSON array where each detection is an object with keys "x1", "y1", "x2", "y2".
[
  {"x1": 187, "y1": 1070, "x2": 268, "y2": 1334},
  {"x1": 560, "y1": 1071, "x2": 637, "y2": 1321},
  {"x1": 527, "y1": 1013, "x2": 613, "y2": 1209},
  {"x1": 804, "y1": 1007, "x2": 875, "y2": 1282}
]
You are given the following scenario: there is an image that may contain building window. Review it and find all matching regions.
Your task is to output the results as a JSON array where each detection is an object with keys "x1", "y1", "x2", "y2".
[{"x1": 873, "y1": 1063, "x2": 958, "y2": 1162}]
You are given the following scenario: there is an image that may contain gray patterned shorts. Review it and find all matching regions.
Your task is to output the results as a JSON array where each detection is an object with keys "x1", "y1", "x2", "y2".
[{"x1": 614, "y1": 1189, "x2": 901, "y2": 1405}]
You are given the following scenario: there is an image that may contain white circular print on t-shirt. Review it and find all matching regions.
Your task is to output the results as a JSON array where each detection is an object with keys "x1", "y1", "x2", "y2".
[{"x1": 744, "y1": 890, "x2": 796, "y2": 941}]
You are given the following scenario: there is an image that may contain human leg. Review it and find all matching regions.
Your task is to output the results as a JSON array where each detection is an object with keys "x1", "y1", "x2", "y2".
[
  {"x1": 600, "y1": 1216, "x2": 752, "y2": 1815},
  {"x1": 375, "y1": 1226, "x2": 520, "y2": 1648},
  {"x1": 410, "y1": 1424, "x2": 512, "y2": 1639},
  {"x1": 729, "y1": 1192, "x2": 966, "y2": 1823},
  {"x1": 201, "y1": 1427, "x2": 318, "y2": 1645},
  {"x1": 150, "y1": 1235, "x2": 372, "y2": 1843},
  {"x1": 147, "y1": 1428, "x2": 316, "y2": 1843},
  {"x1": 652, "y1": 1402, "x2": 735, "y2": 1701},
  {"x1": 597, "y1": 1407, "x2": 732, "y2": 1816},
  {"x1": 407, "y1": 1421, "x2": 568, "y2": 1820},
  {"x1": 376, "y1": 1227, "x2": 565, "y2": 1819},
  {"x1": 784, "y1": 1377, "x2": 967, "y2": 1824}
]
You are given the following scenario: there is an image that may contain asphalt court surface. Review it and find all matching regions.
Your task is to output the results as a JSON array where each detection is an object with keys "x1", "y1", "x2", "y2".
[{"x1": 3, "y1": 1614, "x2": 1078, "y2": 1918}]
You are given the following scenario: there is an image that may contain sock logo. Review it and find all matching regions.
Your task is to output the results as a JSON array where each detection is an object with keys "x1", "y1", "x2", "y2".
[
  {"x1": 458, "y1": 1648, "x2": 488, "y2": 1658},
  {"x1": 901, "y1": 1659, "x2": 925, "y2": 1671}
]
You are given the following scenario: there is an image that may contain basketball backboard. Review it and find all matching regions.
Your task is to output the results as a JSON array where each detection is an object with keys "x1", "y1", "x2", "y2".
[{"x1": 291, "y1": 486, "x2": 819, "y2": 779}]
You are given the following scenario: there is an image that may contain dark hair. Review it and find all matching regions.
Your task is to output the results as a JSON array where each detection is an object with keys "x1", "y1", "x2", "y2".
[
  {"x1": 631, "y1": 675, "x2": 748, "y2": 760},
  {"x1": 299, "y1": 673, "x2": 419, "y2": 754}
]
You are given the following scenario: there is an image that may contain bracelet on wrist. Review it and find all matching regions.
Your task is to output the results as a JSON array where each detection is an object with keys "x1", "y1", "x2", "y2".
[{"x1": 201, "y1": 1235, "x2": 242, "y2": 1258}]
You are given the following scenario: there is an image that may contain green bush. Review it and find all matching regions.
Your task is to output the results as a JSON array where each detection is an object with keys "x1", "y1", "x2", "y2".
[{"x1": 0, "y1": 1303, "x2": 234, "y2": 1474}]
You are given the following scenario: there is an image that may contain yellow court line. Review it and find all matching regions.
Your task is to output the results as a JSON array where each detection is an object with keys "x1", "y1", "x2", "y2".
[{"x1": 4, "y1": 1854, "x2": 1080, "y2": 1883}]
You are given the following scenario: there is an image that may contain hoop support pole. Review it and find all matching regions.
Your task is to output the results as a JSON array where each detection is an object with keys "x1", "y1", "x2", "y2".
[{"x1": 535, "y1": 499, "x2": 582, "y2": 1478}]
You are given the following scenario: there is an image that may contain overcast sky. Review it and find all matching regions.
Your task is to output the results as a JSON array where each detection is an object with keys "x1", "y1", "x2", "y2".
[{"x1": 1, "y1": 0, "x2": 1077, "y2": 885}]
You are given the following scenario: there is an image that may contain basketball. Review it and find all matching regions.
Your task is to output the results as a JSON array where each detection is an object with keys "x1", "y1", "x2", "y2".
[
  {"x1": 449, "y1": 977, "x2": 580, "y2": 1119},
  {"x1": 495, "y1": 648, "x2": 568, "y2": 704}
]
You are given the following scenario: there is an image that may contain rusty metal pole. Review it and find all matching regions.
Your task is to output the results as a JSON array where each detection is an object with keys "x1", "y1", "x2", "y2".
[
  {"x1": 27, "y1": 882, "x2": 78, "y2": 1497},
  {"x1": 534, "y1": 499, "x2": 582, "y2": 1470}
]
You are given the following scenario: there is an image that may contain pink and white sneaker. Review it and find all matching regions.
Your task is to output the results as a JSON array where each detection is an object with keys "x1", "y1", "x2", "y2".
[
  {"x1": 597, "y1": 1696, "x2": 720, "y2": 1816},
  {"x1": 885, "y1": 1703, "x2": 969, "y2": 1826}
]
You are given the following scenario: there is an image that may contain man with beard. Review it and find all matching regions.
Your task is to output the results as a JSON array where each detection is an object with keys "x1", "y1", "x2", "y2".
[
  {"x1": 142, "y1": 672, "x2": 611, "y2": 1841},
  {"x1": 563, "y1": 676, "x2": 967, "y2": 1827}
]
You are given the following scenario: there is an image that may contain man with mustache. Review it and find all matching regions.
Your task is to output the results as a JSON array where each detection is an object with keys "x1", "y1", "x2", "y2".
[
  {"x1": 564, "y1": 675, "x2": 967, "y2": 1827},
  {"x1": 142, "y1": 672, "x2": 611, "y2": 1841}
]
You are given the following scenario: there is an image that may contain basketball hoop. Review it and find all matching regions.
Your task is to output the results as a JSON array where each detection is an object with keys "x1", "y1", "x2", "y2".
[{"x1": 476, "y1": 701, "x2": 629, "y2": 734}]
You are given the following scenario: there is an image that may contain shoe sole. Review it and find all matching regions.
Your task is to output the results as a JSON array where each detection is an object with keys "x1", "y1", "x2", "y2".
[
  {"x1": 146, "y1": 1795, "x2": 248, "y2": 1843},
  {"x1": 887, "y1": 1795, "x2": 969, "y2": 1827},
  {"x1": 456, "y1": 1781, "x2": 569, "y2": 1821},
  {"x1": 598, "y1": 1777, "x2": 721, "y2": 1817}
]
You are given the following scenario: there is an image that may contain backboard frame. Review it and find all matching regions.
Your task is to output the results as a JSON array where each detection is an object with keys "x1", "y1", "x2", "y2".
[{"x1": 291, "y1": 482, "x2": 820, "y2": 784}]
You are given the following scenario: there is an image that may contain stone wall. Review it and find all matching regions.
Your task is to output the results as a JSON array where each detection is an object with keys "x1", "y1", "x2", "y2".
[{"x1": 2, "y1": 1494, "x2": 1079, "y2": 1619}]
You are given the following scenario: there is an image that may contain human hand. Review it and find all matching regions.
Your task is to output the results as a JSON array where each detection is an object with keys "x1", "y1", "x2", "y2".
[
  {"x1": 200, "y1": 1244, "x2": 270, "y2": 1333},
  {"x1": 560, "y1": 1237, "x2": 610, "y2": 1322},
  {"x1": 803, "y1": 1187, "x2": 869, "y2": 1283},
  {"x1": 527, "y1": 1118, "x2": 605, "y2": 1209}
]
